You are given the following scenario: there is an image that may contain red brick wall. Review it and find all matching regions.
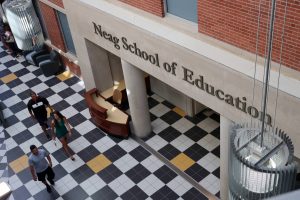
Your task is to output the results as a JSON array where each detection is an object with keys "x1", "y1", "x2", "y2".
[
  {"x1": 48, "y1": 0, "x2": 64, "y2": 8},
  {"x1": 120, "y1": 0, "x2": 165, "y2": 17},
  {"x1": 38, "y1": 1, "x2": 66, "y2": 52},
  {"x1": 198, "y1": 0, "x2": 300, "y2": 71}
]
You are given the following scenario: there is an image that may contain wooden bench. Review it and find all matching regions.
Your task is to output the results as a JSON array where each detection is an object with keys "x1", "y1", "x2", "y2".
[{"x1": 85, "y1": 88, "x2": 129, "y2": 138}]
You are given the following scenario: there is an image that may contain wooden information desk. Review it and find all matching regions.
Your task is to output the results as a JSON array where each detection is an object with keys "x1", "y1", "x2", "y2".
[
  {"x1": 100, "y1": 80, "x2": 126, "y2": 100},
  {"x1": 85, "y1": 88, "x2": 129, "y2": 138}
]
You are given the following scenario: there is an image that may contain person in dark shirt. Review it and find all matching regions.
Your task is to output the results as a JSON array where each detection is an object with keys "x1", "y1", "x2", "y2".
[{"x1": 27, "y1": 91, "x2": 53, "y2": 139}]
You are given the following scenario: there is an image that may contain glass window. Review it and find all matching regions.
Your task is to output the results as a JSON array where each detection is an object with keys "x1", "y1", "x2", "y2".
[
  {"x1": 166, "y1": 0, "x2": 198, "y2": 23},
  {"x1": 56, "y1": 11, "x2": 76, "y2": 55}
]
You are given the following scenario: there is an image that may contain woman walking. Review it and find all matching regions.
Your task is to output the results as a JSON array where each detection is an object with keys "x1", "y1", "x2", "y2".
[{"x1": 51, "y1": 111, "x2": 75, "y2": 161}]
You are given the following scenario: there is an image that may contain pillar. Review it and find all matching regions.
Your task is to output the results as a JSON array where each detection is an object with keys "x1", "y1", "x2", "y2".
[
  {"x1": 121, "y1": 59, "x2": 152, "y2": 137},
  {"x1": 220, "y1": 115, "x2": 232, "y2": 200}
]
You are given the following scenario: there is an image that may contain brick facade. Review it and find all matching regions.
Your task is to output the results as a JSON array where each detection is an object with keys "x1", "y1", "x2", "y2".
[
  {"x1": 38, "y1": 1, "x2": 66, "y2": 52},
  {"x1": 48, "y1": 0, "x2": 64, "y2": 8},
  {"x1": 198, "y1": 0, "x2": 300, "y2": 71},
  {"x1": 120, "y1": 0, "x2": 165, "y2": 17}
]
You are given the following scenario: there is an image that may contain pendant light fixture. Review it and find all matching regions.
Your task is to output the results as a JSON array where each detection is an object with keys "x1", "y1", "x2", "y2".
[
  {"x1": 228, "y1": 0, "x2": 298, "y2": 199},
  {"x1": 4, "y1": 0, "x2": 44, "y2": 50}
]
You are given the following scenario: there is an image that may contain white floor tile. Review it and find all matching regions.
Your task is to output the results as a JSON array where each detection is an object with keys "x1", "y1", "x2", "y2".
[
  {"x1": 92, "y1": 136, "x2": 116, "y2": 153},
  {"x1": 150, "y1": 104, "x2": 170, "y2": 117},
  {"x1": 151, "y1": 118, "x2": 169, "y2": 134},
  {"x1": 197, "y1": 117, "x2": 219, "y2": 133},
  {"x1": 113, "y1": 154, "x2": 139, "y2": 173},
  {"x1": 170, "y1": 135, "x2": 194, "y2": 152},
  {"x1": 146, "y1": 135, "x2": 168, "y2": 151},
  {"x1": 171, "y1": 118, "x2": 194, "y2": 133}
]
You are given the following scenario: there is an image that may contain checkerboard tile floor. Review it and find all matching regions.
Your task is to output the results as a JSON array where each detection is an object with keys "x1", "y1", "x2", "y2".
[
  {"x1": 0, "y1": 44, "x2": 217, "y2": 200},
  {"x1": 144, "y1": 95, "x2": 220, "y2": 196}
]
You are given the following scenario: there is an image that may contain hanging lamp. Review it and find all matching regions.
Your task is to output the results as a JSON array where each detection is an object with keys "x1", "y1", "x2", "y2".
[
  {"x1": 228, "y1": 0, "x2": 298, "y2": 199},
  {"x1": 4, "y1": 0, "x2": 44, "y2": 50}
]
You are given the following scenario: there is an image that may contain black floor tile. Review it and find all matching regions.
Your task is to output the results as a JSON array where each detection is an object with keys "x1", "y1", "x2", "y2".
[
  {"x1": 44, "y1": 77, "x2": 61, "y2": 87},
  {"x1": 148, "y1": 97, "x2": 159, "y2": 109},
  {"x1": 153, "y1": 165, "x2": 177, "y2": 184},
  {"x1": 38, "y1": 88, "x2": 56, "y2": 98},
  {"x1": 32, "y1": 68, "x2": 43, "y2": 77},
  {"x1": 12, "y1": 186, "x2": 31, "y2": 200},
  {"x1": 91, "y1": 185, "x2": 118, "y2": 200},
  {"x1": 52, "y1": 100, "x2": 70, "y2": 111},
  {"x1": 103, "y1": 145, "x2": 127, "y2": 162},
  {"x1": 184, "y1": 144, "x2": 209, "y2": 161},
  {"x1": 72, "y1": 100, "x2": 87, "y2": 112},
  {"x1": 125, "y1": 164, "x2": 151, "y2": 184},
  {"x1": 211, "y1": 146, "x2": 220, "y2": 157},
  {"x1": 158, "y1": 144, "x2": 181, "y2": 160},
  {"x1": 184, "y1": 163, "x2": 210, "y2": 182},
  {"x1": 129, "y1": 146, "x2": 151, "y2": 162},
  {"x1": 184, "y1": 126, "x2": 208, "y2": 142},
  {"x1": 83, "y1": 128, "x2": 105, "y2": 144},
  {"x1": 182, "y1": 188, "x2": 208, "y2": 200},
  {"x1": 0, "y1": 90, "x2": 15, "y2": 101},
  {"x1": 121, "y1": 185, "x2": 148, "y2": 199},
  {"x1": 210, "y1": 127, "x2": 220, "y2": 139},
  {"x1": 17, "y1": 88, "x2": 32, "y2": 100},
  {"x1": 14, "y1": 68, "x2": 30, "y2": 77},
  {"x1": 52, "y1": 164, "x2": 68, "y2": 180},
  {"x1": 97, "y1": 165, "x2": 122, "y2": 184},
  {"x1": 5, "y1": 115, "x2": 19, "y2": 127},
  {"x1": 160, "y1": 111, "x2": 181, "y2": 125},
  {"x1": 4, "y1": 59, "x2": 19, "y2": 68},
  {"x1": 185, "y1": 112, "x2": 207, "y2": 124},
  {"x1": 9, "y1": 101, "x2": 27, "y2": 113},
  {"x1": 16, "y1": 167, "x2": 32, "y2": 183},
  {"x1": 70, "y1": 165, "x2": 94, "y2": 184},
  {"x1": 151, "y1": 186, "x2": 179, "y2": 200},
  {"x1": 25, "y1": 77, "x2": 42, "y2": 88},
  {"x1": 33, "y1": 188, "x2": 60, "y2": 200},
  {"x1": 12, "y1": 130, "x2": 34, "y2": 144},
  {"x1": 7, "y1": 146, "x2": 24, "y2": 162},
  {"x1": 0, "y1": 69, "x2": 11, "y2": 78},
  {"x1": 158, "y1": 126, "x2": 181, "y2": 142},
  {"x1": 58, "y1": 87, "x2": 76, "y2": 99},
  {"x1": 67, "y1": 113, "x2": 86, "y2": 127},
  {"x1": 22, "y1": 117, "x2": 37, "y2": 128},
  {"x1": 64, "y1": 76, "x2": 80, "y2": 86},
  {"x1": 77, "y1": 146, "x2": 100, "y2": 162},
  {"x1": 6, "y1": 78, "x2": 23, "y2": 88},
  {"x1": 210, "y1": 113, "x2": 220, "y2": 122},
  {"x1": 51, "y1": 149, "x2": 69, "y2": 163},
  {"x1": 62, "y1": 186, "x2": 89, "y2": 200},
  {"x1": 162, "y1": 100, "x2": 175, "y2": 109},
  {"x1": 212, "y1": 167, "x2": 220, "y2": 178}
]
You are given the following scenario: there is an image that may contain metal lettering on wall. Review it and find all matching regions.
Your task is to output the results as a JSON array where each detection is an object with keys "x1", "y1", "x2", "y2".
[{"x1": 93, "y1": 22, "x2": 272, "y2": 125}]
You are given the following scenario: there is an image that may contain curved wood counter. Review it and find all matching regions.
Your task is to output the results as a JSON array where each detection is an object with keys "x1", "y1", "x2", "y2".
[{"x1": 85, "y1": 88, "x2": 129, "y2": 138}]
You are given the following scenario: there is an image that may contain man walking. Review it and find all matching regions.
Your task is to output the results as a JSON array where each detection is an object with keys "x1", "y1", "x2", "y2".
[
  {"x1": 28, "y1": 145, "x2": 55, "y2": 193},
  {"x1": 27, "y1": 91, "x2": 53, "y2": 139}
]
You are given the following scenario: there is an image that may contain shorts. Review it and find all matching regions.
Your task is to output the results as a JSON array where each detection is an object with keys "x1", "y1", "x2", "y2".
[
  {"x1": 36, "y1": 118, "x2": 48, "y2": 128},
  {"x1": 37, "y1": 166, "x2": 55, "y2": 182}
]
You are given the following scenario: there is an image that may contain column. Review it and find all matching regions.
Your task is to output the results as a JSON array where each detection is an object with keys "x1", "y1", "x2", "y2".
[
  {"x1": 220, "y1": 115, "x2": 232, "y2": 200},
  {"x1": 121, "y1": 59, "x2": 152, "y2": 138}
]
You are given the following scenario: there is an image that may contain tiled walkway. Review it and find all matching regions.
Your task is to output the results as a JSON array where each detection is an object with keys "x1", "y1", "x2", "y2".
[{"x1": 0, "y1": 43, "x2": 220, "y2": 200}]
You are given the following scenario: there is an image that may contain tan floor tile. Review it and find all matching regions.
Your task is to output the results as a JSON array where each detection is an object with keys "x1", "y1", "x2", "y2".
[
  {"x1": 170, "y1": 153, "x2": 195, "y2": 171},
  {"x1": 0, "y1": 73, "x2": 17, "y2": 84},
  {"x1": 57, "y1": 71, "x2": 74, "y2": 81},
  {"x1": 173, "y1": 107, "x2": 186, "y2": 117},
  {"x1": 87, "y1": 154, "x2": 111, "y2": 173},
  {"x1": 9, "y1": 155, "x2": 29, "y2": 173}
]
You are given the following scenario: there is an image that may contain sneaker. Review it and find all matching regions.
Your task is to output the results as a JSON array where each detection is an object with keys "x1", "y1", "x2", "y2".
[
  {"x1": 48, "y1": 179, "x2": 55, "y2": 185},
  {"x1": 46, "y1": 185, "x2": 52, "y2": 193}
]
